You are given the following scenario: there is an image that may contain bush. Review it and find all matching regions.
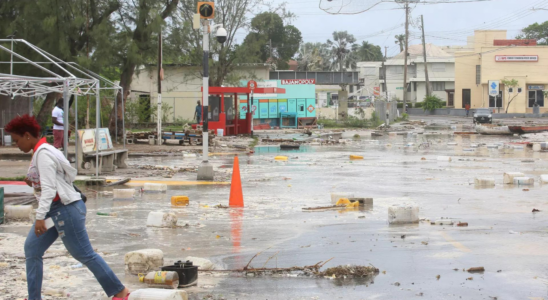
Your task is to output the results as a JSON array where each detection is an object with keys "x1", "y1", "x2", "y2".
[
  {"x1": 414, "y1": 102, "x2": 423, "y2": 108},
  {"x1": 397, "y1": 102, "x2": 404, "y2": 108},
  {"x1": 422, "y1": 95, "x2": 445, "y2": 111}
]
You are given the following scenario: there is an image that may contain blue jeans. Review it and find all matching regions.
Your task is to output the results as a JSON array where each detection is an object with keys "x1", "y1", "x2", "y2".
[{"x1": 24, "y1": 200, "x2": 125, "y2": 300}]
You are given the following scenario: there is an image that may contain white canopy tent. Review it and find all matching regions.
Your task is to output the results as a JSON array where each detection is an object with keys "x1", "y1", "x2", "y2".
[{"x1": 0, "y1": 39, "x2": 125, "y2": 177}]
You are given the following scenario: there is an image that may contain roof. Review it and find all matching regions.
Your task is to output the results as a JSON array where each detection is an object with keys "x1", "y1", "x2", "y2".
[{"x1": 392, "y1": 44, "x2": 452, "y2": 59}]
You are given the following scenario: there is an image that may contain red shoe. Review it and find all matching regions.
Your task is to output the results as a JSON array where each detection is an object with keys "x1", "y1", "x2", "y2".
[{"x1": 112, "y1": 293, "x2": 130, "y2": 300}]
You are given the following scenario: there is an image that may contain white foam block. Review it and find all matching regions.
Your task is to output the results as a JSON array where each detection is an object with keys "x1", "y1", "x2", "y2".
[
  {"x1": 437, "y1": 156, "x2": 452, "y2": 162},
  {"x1": 474, "y1": 178, "x2": 495, "y2": 187},
  {"x1": 388, "y1": 204, "x2": 419, "y2": 224},
  {"x1": 124, "y1": 249, "x2": 164, "y2": 275},
  {"x1": 144, "y1": 183, "x2": 168, "y2": 193},
  {"x1": 113, "y1": 189, "x2": 135, "y2": 199},
  {"x1": 4, "y1": 205, "x2": 33, "y2": 221},
  {"x1": 146, "y1": 211, "x2": 178, "y2": 228},
  {"x1": 533, "y1": 144, "x2": 542, "y2": 152},
  {"x1": 540, "y1": 175, "x2": 548, "y2": 183},
  {"x1": 503, "y1": 172, "x2": 525, "y2": 184},
  {"x1": 128, "y1": 289, "x2": 188, "y2": 300},
  {"x1": 513, "y1": 177, "x2": 534, "y2": 185}
]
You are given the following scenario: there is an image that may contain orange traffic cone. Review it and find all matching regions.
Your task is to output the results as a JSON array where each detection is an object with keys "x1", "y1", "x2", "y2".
[{"x1": 229, "y1": 155, "x2": 244, "y2": 207}]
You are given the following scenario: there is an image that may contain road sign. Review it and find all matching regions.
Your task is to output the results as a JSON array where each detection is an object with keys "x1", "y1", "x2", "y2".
[
  {"x1": 247, "y1": 80, "x2": 257, "y2": 90},
  {"x1": 488, "y1": 80, "x2": 499, "y2": 96}
]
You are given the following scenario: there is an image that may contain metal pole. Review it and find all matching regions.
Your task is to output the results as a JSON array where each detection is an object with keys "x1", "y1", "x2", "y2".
[
  {"x1": 121, "y1": 87, "x2": 126, "y2": 149},
  {"x1": 383, "y1": 46, "x2": 388, "y2": 100},
  {"x1": 421, "y1": 15, "x2": 431, "y2": 98},
  {"x1": 10, "y1": 40, "x2": 13, "y2": 75},
  {"x1": 157, "y1": 27, "x2": 163, "y2": 146},
  {"x1": 95, "y1": 81, "x2": 100, "y2": 177},
  {"x1": 75, "y1": 95, "x2": 79, "y2": 169},
  {"x1": 250, "y1": 90, "x2": 254, "y2": 137},
  {"x1": 63, "y1": 81, "x2": 69, "y2": 158},
  {"x1": 403, "y1": 1, "x2": 409, "y2": 110},
  {"x1": 115, "y1": 89, "x2": 118, "y2": 144},
  {"x1": 197, "y1": 19, "x2": 213, "y2": 181}
]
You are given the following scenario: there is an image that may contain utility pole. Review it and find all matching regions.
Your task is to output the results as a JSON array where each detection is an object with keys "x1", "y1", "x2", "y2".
[
  {"x1": 383, "y1": 46, "x2": 389, "y2": 100},
  {"x1": 402, "y1": 1, "x2": 409, "y2": 110},
  {"x1": 197, "y1": 19, "x2": 213, "y2": 180},
  {"x1": 157, "y1": 27, "x2": 163, "y2": 146},
  {"x1": 421, "y1": 15, "x2": 431, "y2": 97}
]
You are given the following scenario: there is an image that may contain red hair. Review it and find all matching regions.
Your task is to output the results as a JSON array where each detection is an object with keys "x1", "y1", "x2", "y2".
[{"x1": 5, "y1": 114, "x2": 41, "y2": 138}]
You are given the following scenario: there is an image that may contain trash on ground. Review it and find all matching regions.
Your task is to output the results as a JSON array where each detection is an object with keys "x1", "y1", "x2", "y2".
[
  {"x1": 467, "y1": 267, "x2": 485, "y2": 273},
  {"x1": 125, "y1": 249, "x2": 164, "y2": 275}
]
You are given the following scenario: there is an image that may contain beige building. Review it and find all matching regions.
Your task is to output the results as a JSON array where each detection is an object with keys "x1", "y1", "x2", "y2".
[
  {"x1": 455, "y1": 30, "x2": 548, "y2": 113},
  {"x1": 129, "y1": 64, "x2": 270, "y2": 122}
]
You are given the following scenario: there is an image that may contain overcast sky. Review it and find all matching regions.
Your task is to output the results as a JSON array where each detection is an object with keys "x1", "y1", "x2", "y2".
[{"x1": 234, "y1": 0, "x2": 548, "y2": 57}]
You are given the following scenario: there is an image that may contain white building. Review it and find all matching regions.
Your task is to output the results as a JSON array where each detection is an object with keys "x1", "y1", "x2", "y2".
[{"x1": 379, "y1": 44, "x2": 456, "y2": 104}]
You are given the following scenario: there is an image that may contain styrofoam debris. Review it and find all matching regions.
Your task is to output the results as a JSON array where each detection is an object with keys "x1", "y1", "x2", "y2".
[
  {"x1": 128, "y1": 289, "x2": 188, "y2": 300},
  {"x1": 184, "y1": 256, "x2": 216, "y2": 271},
  {"x1": 125, "y1": 249, "x2": 164, "y2": 275},
  {"x1": 503, "y1": 172, "x2": 525, "y2": 184},
  {"x1": 5, "y1": 205, "x2": 33, "y2": 221},
  {"x1": 475, "y1": 178, "x2": 495, "y2": 187},
  {"x1": 388, "y1": 204, "x2": 419, "y2": 224},
  {"x1": 437, "y1": 156, "x2": 452, "y2": 162},
  {"x1": 540, "y1": 174, "x2": 548, "y2": 183},
  {"x1": 513, "y1": 177, "x2": 534, "y2": 185},
  {"x1": 113, "y1": 189, "x2": 135, "y2": 199},
  {"x1": 146, "y1": 211, "x2": 178, "y2": 228},
  {"x1": 144, "y1": 183, "x2": 168, "y2": 193}
]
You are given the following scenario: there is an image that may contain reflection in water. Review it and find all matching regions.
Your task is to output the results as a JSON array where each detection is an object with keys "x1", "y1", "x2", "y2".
[
  {"x1": 253, "y1": 146, "x2": 313, "y2": 154},
  {"x1": 230, "y1": 208, "x2": 243, "y2": 254}
]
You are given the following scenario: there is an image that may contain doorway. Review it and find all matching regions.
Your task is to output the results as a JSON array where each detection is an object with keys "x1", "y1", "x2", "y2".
[{"x1": 462, "y1": 89, "x2": 471, "y2": 108}]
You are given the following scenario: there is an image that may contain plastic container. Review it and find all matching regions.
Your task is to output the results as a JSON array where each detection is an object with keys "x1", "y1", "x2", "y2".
[
  {"x1": 349, "y1": 155, "x2": 364, "y2": 160},
  {"x1": 513, "y1": 177, "x2": 534, "y2": 186},
  {"x1": 144, "y1": 183, "x2": 168, "y2": 193},
  {"x1": 146, "y1": 211, "x2": 178, "y2": 228},
  {"x1": 4, "y1": 205, "x2": 33, "y2": 221},
  {"x1": 217, "y1": 129, "x2": 224, "y2": 137},
  {"x1": 4, "y1": 135, "x2": 12, "y2": 146},
  {"x1": 540, "y1": 175, "x2": 548, "y2": 183},
  {"x1": 388, "y1": 204, "x2": 419, "y2": 225},
  {"x1": 139, "y1": 271, "x2": 179, "y2": 289},
  {"x1": 125, "y1": 249, "x2": 164, "y2": 275},
  {"x1": 274, "y1": 156, "x2": 288, "y2": 161},
  {"x1": 474, "y1": 178, "x2": 495, "y2": 187},
  {"x1": 330, "y1": 193, "x2": 354, "y2": 204},
  {"x1": 503, "y1": 172, "x2": 525, "y2": 184},
  {"x1": 113, "y1": 189, "x2": 135, "y2": 199},
  {"x1": 128, "y1": 289, "x2": 187, "y2": 300},
  {"x1": 171, "y1": 196, "x2": 189, "y2": 207},
  {"x1": 162, "y1": 260, "x2": 198, "y2": 288}
]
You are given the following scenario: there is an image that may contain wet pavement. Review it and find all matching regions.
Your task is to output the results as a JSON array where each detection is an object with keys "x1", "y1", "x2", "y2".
[{"x1": 2, "y1": 126, "x2": 548, "y2": 299}]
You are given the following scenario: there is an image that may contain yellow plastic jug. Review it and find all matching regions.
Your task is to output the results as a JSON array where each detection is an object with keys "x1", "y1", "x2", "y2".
[
  {"x1": 350, "y1": 155, "x2": 364, "y2": 160},
  {"x1": 275, "y1": 156, "x2": 288, "y2": 161},
  {"x1": 171, "y1": 196, "x2": 189, "y2": 207},
  {"x1": 335, "y1": 198, "x2": 351, "y2": 206}
]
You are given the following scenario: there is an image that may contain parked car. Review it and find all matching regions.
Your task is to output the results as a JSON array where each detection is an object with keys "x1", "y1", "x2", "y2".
[{"x1": 473, "y1": 108, "x2": 493, "y2": 124}]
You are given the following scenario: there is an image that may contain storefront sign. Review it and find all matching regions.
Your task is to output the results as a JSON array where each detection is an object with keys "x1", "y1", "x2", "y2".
[
  {"x1": 281, "y1": 79, "x2": 316, "y2": 85},
  {"x1": 373, "y1": 86, "x2": 380, "y2": 96},
  {"x1": 488, "y1": 80, "x2": 500, "y2": 96},
  {"x1": 495, "y1": 55, "x2": 538, "y2": 62},
  {"x1": 77, "y1": 129, "x2": 113, "y2": 153},
  {"x1": 528, "y1": 85, "x2": 545, "y2": 90}
]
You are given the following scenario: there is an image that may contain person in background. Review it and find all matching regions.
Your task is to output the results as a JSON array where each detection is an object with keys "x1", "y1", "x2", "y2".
[
  {"x1": 194, "y1": 100, "x2": 202, "y2": 124},
  {"x1": 5, "y1": 114, "x2": 130, "y2": 300},
  {"x1": 51, "y1": 98, "x2": 64, "y2": 149},
  {"x1": 465, "y1": 104, "x2": 471, "y2": 117}
]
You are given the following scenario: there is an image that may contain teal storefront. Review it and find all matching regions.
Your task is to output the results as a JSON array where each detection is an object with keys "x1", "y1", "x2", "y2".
[{"x1": 238, "y1": 80, "x2": 316, "y2": 128}]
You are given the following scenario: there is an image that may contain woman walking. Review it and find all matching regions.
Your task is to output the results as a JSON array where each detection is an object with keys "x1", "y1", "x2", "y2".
[{"x1": 5, "y1": 115, "x2": 130, "y2": 300}]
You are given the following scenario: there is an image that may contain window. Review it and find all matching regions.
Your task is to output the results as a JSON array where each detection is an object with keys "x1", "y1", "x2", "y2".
[
  {"x1": 389, "y1": 66, "x2": 404, "y2": 74},
  {"x1": 476, "y1": 65, "x2": 481, "y2": 85},
  {"x1": 432, "y1": 82, "x2": 445, "y2": 91},
  {"x1": 381, "y1": 83, "x2": 386, "y2": 92},
  {"x1": 529, "y1": 90, "x2": 545, "y2": 107},
  {"x1": 462, "y1": 89, "x2": 471, "y2": 108},
  {"x1": 349, "y1": 85, "x2": 354, "y2": 93},
  {"x1": 489, "y1": 91, "x2": 502, "y2": 108},
  {"x1": 413, "y1": 82, "x2": 417, "y2": 92},
  {"x1": 432, "y1": 63, "x2": 446, "y2": 72},
  {"x1": 407, "y1": 83, "x2": 411, "y2": 92}
]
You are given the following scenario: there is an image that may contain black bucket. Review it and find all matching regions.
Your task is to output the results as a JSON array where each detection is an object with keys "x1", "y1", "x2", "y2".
[{"x1": 161, "y1": 260, "x2": 198, "y2": 288}]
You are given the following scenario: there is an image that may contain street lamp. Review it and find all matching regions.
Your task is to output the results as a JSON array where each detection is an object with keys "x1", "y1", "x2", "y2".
[{"x1": 196, "y1": 4, "x2": 227, "y2": 181}]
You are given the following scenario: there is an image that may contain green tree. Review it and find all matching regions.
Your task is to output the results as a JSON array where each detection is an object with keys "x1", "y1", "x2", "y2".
[
  {"x1": 422, "y1": 95, "x2": 444, "y2": 111},
  {"x1": 327, "y1": 31, "x2": 358, "y2": 71},
  {"x1": 240, "y1": 12, "x2": 302, "y2": 70},
  {"x1": 501, "y1": 78, "x2": 520, "y2": 113},
  {"x1": 356, "y1": 41, "x2": 383, "y2": 61},
  {"x1": 296, "y1": 42, "x2": 330, "y2": 71},
  {"x1": 516, "y1": 21, "x2": 548, "y2": 45},
  {"x1": 395, "y1": 34, "x2": 405, "y2": 53}
]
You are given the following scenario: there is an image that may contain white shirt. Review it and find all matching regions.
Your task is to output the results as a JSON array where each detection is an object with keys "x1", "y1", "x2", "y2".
[{"x1": 52, "y1": 106, "x2": 64, "y2": 130}]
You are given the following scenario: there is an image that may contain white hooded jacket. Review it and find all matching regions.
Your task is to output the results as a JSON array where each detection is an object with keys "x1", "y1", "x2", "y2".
[{"x1": 29, "y1": 143, "x2": 81, "y2": 220}]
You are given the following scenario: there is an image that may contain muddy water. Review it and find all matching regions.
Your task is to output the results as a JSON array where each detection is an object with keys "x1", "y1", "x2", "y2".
[{"x1": 2, "y1": 132, "x2": 548, "y2": 299}]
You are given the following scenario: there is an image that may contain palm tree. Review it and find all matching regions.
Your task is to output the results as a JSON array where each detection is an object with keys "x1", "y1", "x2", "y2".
[
  {"x1": 356, "y1": 41, "x2": 383, "y2": 61},
  {"x1": 296, "y1": 42, "x2": 329, "y2": 71},
  {"x1": 327, "y1": 31, "x2": 358, "y2": 71},
  {"x1": 395, "y1": 34, "x2": 405, "y2": 53}
]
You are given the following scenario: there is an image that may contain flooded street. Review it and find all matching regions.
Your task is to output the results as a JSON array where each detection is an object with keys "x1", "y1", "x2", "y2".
[{"x1": 2, "y1": 124, "x2": 548, "y2": 299}]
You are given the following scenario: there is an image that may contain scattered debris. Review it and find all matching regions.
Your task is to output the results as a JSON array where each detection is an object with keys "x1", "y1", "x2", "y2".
[
  {"x1": 467, "y1": 267, "x2": 485, "y2": 273},
  {"x1": 394, "y1": 282, "x2": 401, "y2": 286},
  {"x1": 532, "y1": 209, "x2": 540, "y2": 213},
  {"x1": 436, "y1": 275, "x2": 440, "y2": 280},
  {"x1": 457, "y1": 222, "x2": 469, "y2": 227}
]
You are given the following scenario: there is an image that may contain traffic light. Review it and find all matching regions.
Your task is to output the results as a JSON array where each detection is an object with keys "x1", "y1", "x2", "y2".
[{"x1": 197, "y1": 2, "x2": 214, "y2": 19}]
